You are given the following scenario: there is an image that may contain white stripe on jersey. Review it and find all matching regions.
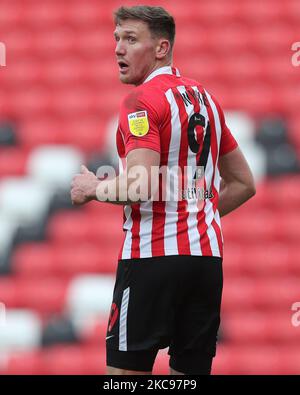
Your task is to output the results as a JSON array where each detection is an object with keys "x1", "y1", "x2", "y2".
[
  {"x1": 205, "y1": 90, "x2": 222, "y2": 193},
  {"x1": 164, "y1": 88, "x2": 180, "y2": 255},
  {"x1": 206, "y1": 90, "x2": 224, "y2": 246},
  {"x1": 193, "y1": 87, "x2": 220, "y2": 256},
  {"x1": 176, "y1": 85, "x2": 202, "y2": 255},
  {"x1": 139, "y1": 200, "x2": 153, "y2": 258},
  {"x1": 119, "y1": 287, "x2": 130, "y2": 351},
  {"x1": 122, "y1": 205, "x2": 133, "y2": 259}
]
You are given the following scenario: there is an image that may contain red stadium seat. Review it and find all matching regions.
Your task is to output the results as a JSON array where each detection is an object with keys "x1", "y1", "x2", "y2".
[
  {"x1": 18, "y1": 278, "x2": 69, "y2": 315},
  {"x1": 19, "y1": 116, "x2": 108, "y2": 152},
  {"x1": 33, "y1": 29, "x2": 76, "y2": 56},
  {"x1": 239, "y1": 0, "x2": 283, "y2": 24},
  {"x1": 214, "y1": 345, "x2": 284, "y2": 375},
  {"x1": 13, "y1": 241, "x2": 118, "y2": 277},
  {"x1": 0, "y1": 60, "x2": 43, "y2": 88},
  {"x1": 0, "y1": 30, "x2": 35, "y2": 60},
  {"x1": 0, "y1": 277, "x2": 67, "y2": 314},
  {"x1": 0, "y1": 3, "x2": 22, "y2": 32},
  {"x1": 195, "y1": 0, "x2": 239, "y2": 24},
  {"x1": 12, "y1": 243, "x2": 57, "y2": 277},
  {"x1": 223, "y1": 243, "x2": 294, "y2": 277},
  {"x1": 22, "y1": 2, "x2": 67, "y2": 28},
  {"x1": 0, "y1": 277, "x2": 19, "y2": 308},
  {"x1": 3, "y1": 351, "x2": 45, "y2": 375},
  {"x1": 222, "y1": 210, "x2": 279, "y2": 243},
  {"x1": 79, "y1": 317, "x2": 107, "y2": 347},
  {"x1": 221, "y1": 55, "x2": 266, "y2": 84},
  {"x1": 289, "y1": 115, "x2": 300, "y2": 154},
  {"x1": 18, "y1": 119, "x2": 69, "y2": 147},
  {"x1": 223, "y1": 278, "x2": 300, "y2": 312},
  {"x1": 9, "y1": 89, "x2": 53, "y2": 119},
  {"x1": 222, "y1": 311, "x2": 299, "y2": 344},
  {"x1": 265, "y1": 176, "x2": 300, "y2": 211},
  {"x1": 67, "y1": 1, "x2": 115, "y2": 29},
  {"x1": 0, "y1": 277, "x2": 68, "y2": 314},
  {"x1": 43, "y1": 345, "x2": 105, "y2": 374},
  {"x1": 0, "y1": 147, "x2": 28, "y2": 177},
  {"x1": 47, "y1": 210, "x2": 122, "y2": 246}
]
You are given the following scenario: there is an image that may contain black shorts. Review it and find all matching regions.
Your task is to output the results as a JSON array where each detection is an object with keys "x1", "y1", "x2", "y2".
[{"x1": 106, "y1": 255, "x2": 223, "y2": 374}]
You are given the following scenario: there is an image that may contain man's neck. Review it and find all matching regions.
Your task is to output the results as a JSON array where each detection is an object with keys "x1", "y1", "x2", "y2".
[{"x1": 137, "y1": 60, "x2": 172, "y2": 86}]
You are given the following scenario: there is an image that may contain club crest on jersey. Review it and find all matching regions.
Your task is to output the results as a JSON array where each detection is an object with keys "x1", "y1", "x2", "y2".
[{"x1": 128, "y1": 111, "x2": 149, "y2": 137}]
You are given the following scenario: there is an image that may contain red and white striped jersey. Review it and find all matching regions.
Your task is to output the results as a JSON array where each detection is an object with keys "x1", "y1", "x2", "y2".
[{"x1": 116, "y1": 66, "x2": 238, "y2": 260}]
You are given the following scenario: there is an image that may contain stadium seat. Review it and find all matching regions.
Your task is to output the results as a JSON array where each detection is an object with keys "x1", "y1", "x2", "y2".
[
  {"x1": 18, "y1": 278, "x2": 69, "y2": 315},
  {"x1": 66, "y1": 275, "x2": 115, "y2": 330},
  {"x1": 279, "y1": 349, "x2": 300, "y2": 375},
  {"x1": 3, "y1": 351, "x2": 44, "y2": 375},
  {"x1": 9, "y1": 89, "x2": 52, "y2": 118},
  {"x1": 43, "y1": 59, "x2": 88, "y2": 86},
  {"x1": 0, "y1": 277, "x2": 68, "y2": 314},
  {"x1": 265, "y1": 176, "x2": 300, "y2": 210},
  {"x1": 2, "y1": 60, "x2": 39, "y2": 87},
  {"x1": 0, "y1": 309, "x2": 41, "y2": 352},
  {"x1": 27, "y1": 145, "x2": 83, "y2": 189},
  {"x1": 0, "y1": 147, "x2": 28, "y2": 177},
  {"x1": 224, "y1": 112, "x2": 255, "y2": 144},
  {"x1": 224, "y1": 243, "x2": 299, "y2": 277},
  {"x1": 58, "y1": 244, "x2": 117, "y2": 275},
  {"x1": 0, "y1": 177, "x2": 52, "y2": 226},
  {"x1": 75, "y1": 28, "x2": 115, "y2": 58},
  {"x1": 196, "y1": 0, "x2": 239, "y2": 24},
  {"x1": 11, "y1": 243, "x2": 57, "y2": 277},
  {"x1": 222, "y1": 311, "x2": 299, "y2": 344},
  {"x1": 221, "y1": 55, "x2": 265, "y2": 83},
  {"x1": 42, "y1": 345, "x2": 105, "y2": 374},
  {"x1": 79, "y1": 316, "x2": 107, "y2": 348},
  {"x1": 67, "y1": 1, "x2": 115, "y2": 29},
  {"x1": 33, "y1": 29, "x2": 76, "y2": 56},
  {"x1": 22, "y1": 2, "x2": 66, "y2": 28},
  {"x1": 47, "y1": 209, "x2": 122, "y2": 245},
  {"x1": 0, "y1": 3, "x2": 22, "y2": 31},
  {"x1": 62, "y1": 117, "x2": 108, "y2": 153},
  {"x1": 0, "y1": 215, "x2": 17, "y2": 267},
  {"x1": 0, "y1": 30, "x2": 35, "y2": 60},
  {"x1": 289, "y1": 115, "x2": 300, "y2": 153},
  {"x1": 239, "y1": 0, "x2": 283, "y2": 23},
  {"x1": 222, "y1": 278, "x2": 300, "y2": 312}
]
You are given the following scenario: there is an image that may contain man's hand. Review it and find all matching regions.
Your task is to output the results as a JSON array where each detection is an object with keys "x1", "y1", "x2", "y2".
[{"x1": 71, "y1": 165, "x2": 100, "y2": 206}]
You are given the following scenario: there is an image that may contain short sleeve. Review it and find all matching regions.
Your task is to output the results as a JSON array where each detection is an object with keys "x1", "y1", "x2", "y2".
[
  {"x1": 219, "y1": 123, "x2": 238, "y2": 156},
  {"x1": 118, "y1": 88, "x2": 162, "y2": 156},
  {"x1": 216, "y1": 100, "x2": 238, "y2": 156}
]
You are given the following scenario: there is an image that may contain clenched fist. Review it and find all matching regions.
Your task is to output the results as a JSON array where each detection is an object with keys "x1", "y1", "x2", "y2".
[{"x1": 70, "y1": 165, "x2": 100, "y2": 205}]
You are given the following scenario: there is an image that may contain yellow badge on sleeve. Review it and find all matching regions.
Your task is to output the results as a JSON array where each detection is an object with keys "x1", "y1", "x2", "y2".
[{"x1": 128, "y1": 111, "x2": 149, "y2": 137}]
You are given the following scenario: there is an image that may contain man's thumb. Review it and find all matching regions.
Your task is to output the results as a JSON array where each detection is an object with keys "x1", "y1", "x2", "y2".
[{"x1": 81, "y1": 165, "x2": 90, "y2": 174}]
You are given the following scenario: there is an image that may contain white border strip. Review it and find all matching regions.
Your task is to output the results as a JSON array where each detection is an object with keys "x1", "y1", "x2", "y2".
[{"x1": 119, "y1": 287, "x2": 130, "y2": 351}]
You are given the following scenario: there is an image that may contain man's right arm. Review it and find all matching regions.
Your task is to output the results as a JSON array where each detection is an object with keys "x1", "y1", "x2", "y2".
[{"x1": 218, "y1": 147, "x2": 256, "y2": 217}]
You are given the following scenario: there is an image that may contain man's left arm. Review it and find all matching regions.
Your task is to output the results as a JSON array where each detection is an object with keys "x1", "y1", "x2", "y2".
[{"x1": 70, "y1": 148, "x2": 160, "y2": 206}]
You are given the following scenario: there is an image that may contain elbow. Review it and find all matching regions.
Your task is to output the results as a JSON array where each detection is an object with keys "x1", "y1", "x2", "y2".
[{"x1": 245, "y1": 182, "x2": 256, "y2": 199}]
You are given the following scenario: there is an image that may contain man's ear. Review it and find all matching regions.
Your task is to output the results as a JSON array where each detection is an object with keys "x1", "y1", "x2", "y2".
[{"x1": 156, "y1": 39, "x2": 171, "y2": 60}]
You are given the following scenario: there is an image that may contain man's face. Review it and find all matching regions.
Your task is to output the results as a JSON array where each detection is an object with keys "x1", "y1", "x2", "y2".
[{"x1": 114, "y1": 19, "x2": 159, "y2": 86}]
